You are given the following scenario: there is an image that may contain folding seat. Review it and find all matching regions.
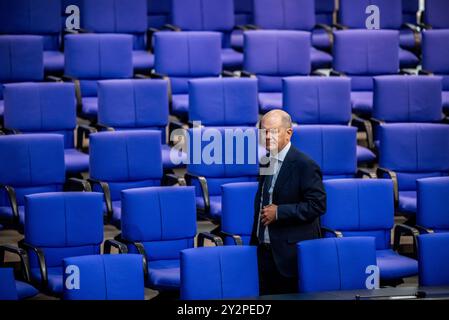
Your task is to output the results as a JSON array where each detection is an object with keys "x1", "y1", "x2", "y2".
[
  {"x1": 181, "y1": 246, "x2": 259, "y2": 299},
  {"x1": 88, "y1": 130, "x2": 181, "y2": 227},
  {"x1": 297, "y1": 237, "x2": 377, "y2": 293},
  {"x1": 63, "y1": 254, "x2": 145, "y2": 300},
  {"x1": 169, "y1": 0, "x2": 243, "y2": 70},
  {"x1": 185, "y1": 127, "x2": 259, "y2": 221},
  {"x1": 422, "y1": 0, "x2": 449, "y2": 29},
  {"x1": 16, "y1": 192, "x2": 117, "y2": 296},
  {"x1": 283, "y1": 76, "x2": 377, "y2": 164},
  {"x1": 322, "y1": 179, "x2": 419, "y2": 282},
  {"x1": 415, "y1": 177, "x2": 449, "y2": 234},
  {"x1": 0, "y1": 0, "x2": 64, "y2": 73},
  {"x1": 0, "y1": 134, "x2": 89, "y2": 230},
  {"x1": 3, "y1": 82, "x2": 89, "y2": 175},
  {"x1": 63, "y1": 34, "x2": 134, "y2": 121},
  {"x1": 421, "y1": 30, "x2": 449, "y2": 114},
  {"x1": 0, "y1": 36, "x2": 44, "y2": 120},
  {"x1": 153, "y1": 31, "x2": 222, "y2": 120},
  {"x1": 337, "y1": 0, "x2": 419, "y2": 68},
  {"x1": 220, "y1": 182, "x2": 258, "y2": 245},
  {"x1": 377, "y1": 123, "x2": 449, "y2": 215},
  {"x1": 332, "y1": 30, "x2": 400, "y2": 116},
  {"x1": 0, "y1": 268, "x2": 39, "y2": 300},
  {"x1": 243, "y1": 30, "x2": 311, "y2": 113},
  {"x1": 96, "y1": 79, "x2": 186, "y2": 169},
  {"x1": 148, "y1": 0, "x2": 172, "y2": 29},
  {"x1": 418, "y1": 233, "x2": 449, "y2": 286},
  {"x1": 118, "y1": 186, "x2": 223, "y2": 293},
  {"x1": 402, "y1": 0, "x2": 420, "y2": 24},
  {"x1": 79, "y1": 0, "x2": 154, "y2": 72},
  {"x1": 250, "y1": 0, "x2": 333, "y2": 69}
]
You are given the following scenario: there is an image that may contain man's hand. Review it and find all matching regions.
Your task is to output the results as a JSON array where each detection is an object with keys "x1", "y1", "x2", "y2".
[{"x1": 261, "y1": 204, "x2": 277, "y2": 226}]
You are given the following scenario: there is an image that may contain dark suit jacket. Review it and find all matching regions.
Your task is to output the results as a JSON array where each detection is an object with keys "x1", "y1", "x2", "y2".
[{"x1": 250, "y1": 145, "x2": 326, "y2": 278}]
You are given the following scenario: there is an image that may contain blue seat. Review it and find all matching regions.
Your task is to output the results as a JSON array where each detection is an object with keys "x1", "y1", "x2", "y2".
[
  {"x1": 333, "y1": 30, "x2": 401, "y2": 116},
  {"x1": 3, "y1": 82, "x2": 89, "y2": 175},
  {"x1": 378, "y1": 123, "x2": 449, "y2": 214},
  {"x1": 221, "y1": 182, "x2": 258, "y2": 245},
  {"x1": 322, "y1": 179, "x2": 418, "y2": 281},
  {"x1": 0, "y1": 268, "x2": 39, "y2": 300},
  {"x1": 97, "y1": 79, "x2": 186, "y2": 169},
  {"x1": 244, "y1": 30, "x2": 311, "y2": 113},
  {"x1": 154, "y1": 31, "x2": 222, "y2": 120},
  {"x1": 62, "y1": 254, "x2": 145, "y2": 300},
  {"x1": 0, "y1": 0, "x2": 63, "y2": 73},
  {"x1": 297, "y1": 237, "x2": 378, "y2": 293},
  {"x1": 181, "y1": 246, "x2": 259, "y2": 299},
  {"x1": 283, "y1": 76, "x2": 376, "y2": 164},
  {"x1": 79, "y1": 0, "x2": 154, "y2": 72},
  {"x1": 422, "y1": 30, "x2": 449, "y2": 113},
  {"x1": 416, "y1": 177, "x2": 449, "y2": 234},
  {"x1": 170, "y1": 0, "x2": 243, "y2": 70},
  {"x1": 418, "y1": 233, "x2": 449, "y2": 286},
  {"x1": 0, "y1": 35, "x2": 44, "y2": 119},
  {"x1": 315, "y1": 0, "x2": 335, "y2": 26},
  {"x1": 20, "y1": 192, "x2": 104, "y2": 296},
  {"x1": 251, "y1": 0, "x2": 332, "y2": 69},
  {"x1": 337, "y1": 0, "x2": 419, "y2": 68},
  {"x1": 88, "y1": 130, "x2": 164, "y2": 227},
  {"x1": 402, "y1": 0, "x2": 419, "y2": 24},
  {"x1": 234, "y1": 0, "x2": 253, "y2": 26},
  {"x1": 0, "y1": 135, "x2": 68, "y2": 229},
  {"x1": 291, "y1": 125, "x2": 360, "y2": 180},
  {"x1": 185, "y1": 127, "x2": 259, "y2": 220},
  {"x1": 64, "y1": 34, "x2": 134, "y2": 121},
  {"x1": 423, "y1": 0, "x2": 449, "y2": 29},
  {"x1": 148, "y1": 0, "x2": 172, "y2": 28}
]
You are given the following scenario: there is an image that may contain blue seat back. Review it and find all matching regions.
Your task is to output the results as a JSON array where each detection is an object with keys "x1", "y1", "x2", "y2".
[
  {"x1": 64, "y1": 34, "x2": 133, "y2": 98},
  {"x1": 4, "y1": 83, "x2": 77, "y2": 148},
  {"x1": 89, "y1": 130, "x2": 163, "y2": 201},
  {"x1": 180, "y1": 246, "x2": 259, "y2": 299},
  {"x1": 121, "y1": 187, "x2": 197, "y2": 261},
  {"x1": 423, "y1": 0, "x2": 449, "y2": 29},
  {"x1": 0, "y1": 268, "x2": 18, "y2": 300},
  {"x1": 402, "y1": 0, "x2": 419, "y2": 24},
  {"x1": 63, "y1": 254, "x2": 145, "y2": 300},
  {"x1": 98, "y1": 79, "x2": 169, "y2": 142},
  {"x1": 24, "y1": 192, "x2": 104, "y2": 269},
  {"x1": 333, "y1": 30, "x2": 399, "y2": 91},
  {"x1": 322, "y1": 179, "x2": 395, "y2": 250},
  {"x1": 234, "y1": 0, "x2": 253, "y2": 25},
  {"x1": 0, "y1": 0, "x2": 61, "y2": 50},
  {"x1": 188, "y1": 78, "x2": 258, "y2": 126},
  {"x1": 417, "y1": 177, "x2": 449, "y2": 231},
  {"x1": 297, "y1": 237, "x2": 377, "y2": 293},
  {"x1": 0, "y1": 134, "x2": 65, "y2": 206},
  {"x1": 315, "y1": 0, "x2": 335, "y2": 25},
  {"x1": 253, "y1": 0, "x2": 315, "y2": 31},
  {"x1": 418, "y1": 233, "x2": 449, "y2": 286},
  {"x1": 148, "y1": 0, "x2": 172, "y2": 28},
  {"x1": 244, "y1": 30, "x2": 311, "y2": 92},
  {"x1": 283, "y1": 77, "x2": 352, "y2": 124},
  {"x1": 80, "y1": 0, "x2": 148, "y2": 50},
  {"x1": 221, "y1": 182, "x2": 258, "y2": 245},
  {"x1": 422, "y1": 30, "x2": 449, "y2": 90},
  {"x1": 378, "y1": 123, "x2": 449, "y2": 191},
  {"x1": 154, "y1": 31, "x2": 222, "y2": 94},
  {"x1": 291, "y1": 125, "x2": 357, "y2": 178},
  {"x1": 373, "y1": 76, "x2": 443, "y2": 122}
]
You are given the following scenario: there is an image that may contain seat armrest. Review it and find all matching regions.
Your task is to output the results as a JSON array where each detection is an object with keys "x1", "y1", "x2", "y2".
[
  {"x1": 19, "y1": 241, "x2": 47, "y2": 289},
  {"x1": 222, "y1": 70, "x2": 237, "y2": 78},
  {"x1": 218, "y1": 231, "x2": 243, "y2": 246},
  {"x1": 240, "y1": 70, "x2": 257, "y2": 78},
  {"x1": 330, "y1": 70, "x2": 346, "y2": 77},
  {"x1": 333, "y1": 23, "x2": 348, "y2": 30},
  {"x1": 197, "y1": 232, "x2": 224, "y2": 247},
  {"x1": 185, "y1": 173, "x2": 210, "y2": 213},
  {"x1": 356, "y1": 168, "x2": 377, "y2": 179},
  {"x1": 376, "y1": 167, "x2": 399, "y2": 205},
  {"x1": 163, "y1": 173, "x2": 186, "y2": 186},
  {"x1": 65, "y1": 178, "x2": 92, "y2": 192},
  {"x1": 94, "y1": 123, "x2": 115, "y2": 132},
  {"x1": 321, "y1": 227, "x2": 343, "y2": 238},
  {"x1": 88, "y1": 179, "x2": 112, "y2": 221},
  {"x1": 103, "y1": 239, "x2": 128, "y2": 254},
  {"x1": 352, "y1": 115, "x2": 375, "y2": 150},
  {"x1": 419, "y1": 69, "x2": 434, "y2": 76},
  {"x1": 0, "y1": 245, "x2": 31, "y2": 282},
  {"x1": 0, "y1": 185, "x2": 19, "y2": 226},
  {"x1": 76, "y1": 124, "x2": 97, "y2": 151},
  {"x1": 393, "y1": 224, "x2": 419, "y2": 257}
]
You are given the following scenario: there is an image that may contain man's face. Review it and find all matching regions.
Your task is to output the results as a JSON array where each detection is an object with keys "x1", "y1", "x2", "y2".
[{"x1": 260, "y1": 117, "x2": 292, "y2": 154}]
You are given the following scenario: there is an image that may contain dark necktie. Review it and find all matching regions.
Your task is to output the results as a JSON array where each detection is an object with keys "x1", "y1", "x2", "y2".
[{"x1": 258, "y1": 174, "x2": 274, "y2": 243}]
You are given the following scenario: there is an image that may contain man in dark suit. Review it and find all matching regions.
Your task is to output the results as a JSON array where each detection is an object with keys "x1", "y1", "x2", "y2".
[{"x1": 250, "y1": 110, "x2": 326, "y2": 295}]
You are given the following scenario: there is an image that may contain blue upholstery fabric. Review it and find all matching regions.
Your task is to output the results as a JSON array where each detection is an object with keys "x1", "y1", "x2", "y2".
[
  {"x1": 417, "y1": 177, "x2": 449, "y2": 231},
  {"x1": 423, "y1": 0, "x2": 449, "y2": 29},
  {"x1": 189, "y1": 78, "x2": 258, "y2": 125},
  {"x1": 64, "y1": 149, "x2": 89, "y2": 174},
  {"x1": 398, "y1": 191, "x2": 417, "y2": 213},
  {"x1": 322, "y1": 179, "x2": 418, "y2": 280},
  {"x1": 0, "y1": 268, "x2": 19, "y2": 300},
  {"x1": 24, "y1": 192, "x2": 104, "y2": 295},
  {"x1": 315, "y1": 0, "x2": 335, "y2": 25},
  {"x1": 234, "y1": 0, "x2": 253, "y2": 25},
  {"x1": 356, "y1": 146, "x2": 376, "y2": 164},
  {"x1": 402, "y1": 0, "x2": 419, "y2": 24},
  {"x1": 373, "y1": 76, "x2": 443, "y2": 122},
  {"x1": 418, "y1": 233, "x2": 449, "y2": 286},
  {"x1": 221, "y1": 182, "x2": 258, "y2": 245},
  {"x1": 291, "y1": 126, "x2": 357, "y2": 178},
  {"x1": 148, "y1": 0, "x2": 172, "y2": 28},
  {"x1": 258, "y1": 92, "x2": 283, "y2": 113},
  {"x1": 121, "y1": 187, "x2": 197, "y2": 291},
  {"x1": 16, "y1": 280, "x2": 39, "y2": 300},
  {"x1": 63, "y1": 254, "x2": 145, "y2": 300},
  {"x1": 180, "y1": 246, "x2": 259, "y2": 299},
  {"x1": 297, "y1": 237, "x2": 377, "y2": 293}
]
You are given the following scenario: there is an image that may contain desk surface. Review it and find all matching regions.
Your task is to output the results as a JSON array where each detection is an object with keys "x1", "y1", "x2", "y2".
[{"x1": 247, "y1": 286, "x2": 449, "y2": 300}]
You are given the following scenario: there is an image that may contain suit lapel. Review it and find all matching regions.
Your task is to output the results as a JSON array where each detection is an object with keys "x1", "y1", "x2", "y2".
[{"x1": 272, "y1": 147, "x2": 295, "y2": 199}]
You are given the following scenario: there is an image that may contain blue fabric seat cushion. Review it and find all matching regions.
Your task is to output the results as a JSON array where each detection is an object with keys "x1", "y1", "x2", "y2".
[
  {"x1": 376, "y1": 249, "x2": 418, "y2": 280},
  {"x1": 147, "y1": 259, "x2": 181, "y2": 290}
]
